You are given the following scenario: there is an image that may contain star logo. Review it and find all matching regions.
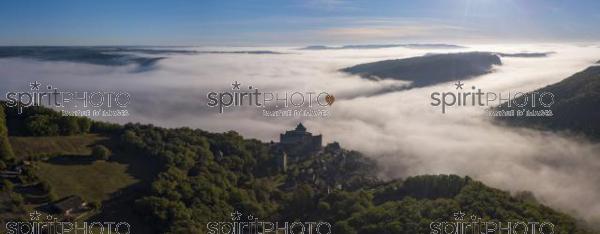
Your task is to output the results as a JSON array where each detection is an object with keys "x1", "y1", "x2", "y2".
[
  {"x1": 232, "y1": 81, "x2": 241, "y2": 90},
  {"x1": 29, "y1": 211, "x2": 41, "y2": 221},
  {"x1": 454, "y1": 80, "x2": 464, "y2": 90},
  {"x1": 453, "y1": 211, "x2": 466, "y2": 221},
  {"x1": 231, "y1": 210, "x2": 242, "y2": 221},
  {"x1": 30, "y1": 81, "x2": 41, "y2": 90}
]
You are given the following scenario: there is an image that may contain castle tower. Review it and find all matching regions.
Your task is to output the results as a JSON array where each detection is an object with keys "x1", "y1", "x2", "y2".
[{"x1": 295, "y1": 123, "x2": 306, "y2": 132}]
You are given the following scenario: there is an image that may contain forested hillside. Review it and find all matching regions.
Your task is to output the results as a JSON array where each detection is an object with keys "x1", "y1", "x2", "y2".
[
  {"x1": 495, "y1": 65, "x2": 600, "y2": 139},
  {"x1": 0, "y1": 103, "x2": 596, "y2": 234}
]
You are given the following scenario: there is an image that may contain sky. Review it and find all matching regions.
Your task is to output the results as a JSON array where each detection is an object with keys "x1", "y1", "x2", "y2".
[{"x1": 1, "y1": 0, "x2": 600, "y2": 45}]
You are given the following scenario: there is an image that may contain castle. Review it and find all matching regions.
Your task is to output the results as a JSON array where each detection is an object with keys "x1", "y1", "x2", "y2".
[
  {"x1": 274, "y1": 123, "x2": 322, "y2": 171},
  {"x1": 279, "y1": 123, "x2": 322, "y2": 155},
  {"x1": 272, "y1": 123, "x2": 323, "y2": 171}
]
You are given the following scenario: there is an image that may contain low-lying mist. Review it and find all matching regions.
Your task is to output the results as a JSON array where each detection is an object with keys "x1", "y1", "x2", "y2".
[{"x1": 1, "y1": 43, "x2": 599, "y2": 223}]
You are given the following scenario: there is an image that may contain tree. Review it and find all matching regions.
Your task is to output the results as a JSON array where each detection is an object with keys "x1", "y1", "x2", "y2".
[
  {"x1": 0, "y1": 105, "x2": 15, "y2": 161},
  {"x1": 1, "y1": 179, "x2": 14, "y2": 192},
  {"x1": 39, "y1": 181, "x2": 52, "y2": 193},
  {"x1": 47, "y1": 191, "x2": 58, "y2": 202},
  {"x1": 58, "y1": 116, "x2": 81, "y2": 135},
  {"x1": 78, "y1": 118, "x2": 92, "y2": 133},
  {"x1": 92, "y1": 145, "x2": 111, "y2": 160},
  {"x1": 89, "y1": 200, "x2": 102, "y2": 210},
  {"x1": 24, "y1": 115, "x2": 59, "y2": 136}
]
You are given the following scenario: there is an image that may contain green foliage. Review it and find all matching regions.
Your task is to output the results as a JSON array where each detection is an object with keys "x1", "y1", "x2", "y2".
[
  {"x1": 323, "y1": 179, "x2": 593, "y2": 234},
  {"x1": 0, "y1": 105, "x2": 15, "y2": 161},
  {"x1": 1, "y1": 180, "x2": 15, "y2": 192},
  {"x1": 2, "y1": 105, "x2": 594, "y2": 233},
  {"x1": 78, "y1": 118, "x2": 92, "y2": 133},
  {"x1": 25, "y1": 115, "x2": 60, "y2": 136},
  {"x1": 58, "y1": 116, "x2": 81, "y2": 135},
  {"x1": 496, "y1": 66, "x2": 600, "y2": 139},
  {"x1": 374, "y1": 175, "x2": 471, "y2": 203},
  {"x1": 91, "y1": 121, "x2": 123, "y2": 134},
  {"x1": 92, "y1": 145, "x2": 111, "y2": 160},
  {"x1": 47, "y1": 190, "x2": 58, "y2": 202},
  {"x1": 39, "y1": 181, "x2": 52, "y2": 193},
  {"x1": 119, "y1": 124, "x2": 282, "y2": 233},
  {"x1": 113, "y1": 122, "x2": 594, "y2": 233},
  {"x1": 89, "y1": 200, "x2": 101, "y2": 210},
  {"x1": 135, "y1": 196, "x2": 192, "y2": 233},
  {"x1": 37, "y1": 181, "x2": 60, "y2": 202},
  {"x1": 0, "y1": 180, "x2": 25, "y2": 214},
  {"x1": 1, "y1": 101, "x2": 94, "y2": 136}
]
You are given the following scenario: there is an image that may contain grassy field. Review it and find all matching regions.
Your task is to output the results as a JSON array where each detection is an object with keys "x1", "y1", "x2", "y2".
[
  {"x1": 9, "y1": 133, "x2": 139, "y2": 203},
  {"x1": 35, "y1": 160, "x2": 138, "y2": 203},
  {"x1": 9, "y1": 134, "x2": 108, "y2": 159},
  {"x1": 7, "y1": 133, "x2": 159, "y2": 232}
]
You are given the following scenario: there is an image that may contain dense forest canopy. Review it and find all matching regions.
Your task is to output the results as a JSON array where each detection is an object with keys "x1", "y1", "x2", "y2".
[{"x1": 0, "y1": 102, "x2": 596, "y2": 234}]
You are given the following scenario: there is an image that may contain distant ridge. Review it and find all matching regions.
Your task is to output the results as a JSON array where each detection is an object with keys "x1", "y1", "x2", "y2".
[
  {"x1": 496, "y1": 52, "x2": 554, "y2": 58},
  {"x1": 0, "y1": 46, "x2": 166, "y2": 68},
  {"x1": 341, "y1": 52, "x2": 501, "y2": 87},
  {"x1": 0, "y1": 46, "x2": 285, "y2": 70},
  {"x1": 199, "y1": 50, "x2": 285, "y2": 54},
  {"x1": 299, "y1": 43, "x2": 465, "y2": 50},
  {"x1": 495, "y1": 65, "x2": 600, "y2": 139}
]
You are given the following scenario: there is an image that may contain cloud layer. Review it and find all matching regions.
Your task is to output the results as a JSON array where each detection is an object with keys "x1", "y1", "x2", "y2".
[{"x1": 1, "y1": 43, "x2": 600, "y2": 223}]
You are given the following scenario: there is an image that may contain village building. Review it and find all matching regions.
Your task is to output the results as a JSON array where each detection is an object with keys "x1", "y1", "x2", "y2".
[{"x1": 0, "y1": 165, "x2": 23, "y2": 179}]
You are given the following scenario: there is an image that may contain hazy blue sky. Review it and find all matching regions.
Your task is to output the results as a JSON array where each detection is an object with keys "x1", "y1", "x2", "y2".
[{"x1": 1, "y1": 0, "x2": 599, "y2": 45}]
